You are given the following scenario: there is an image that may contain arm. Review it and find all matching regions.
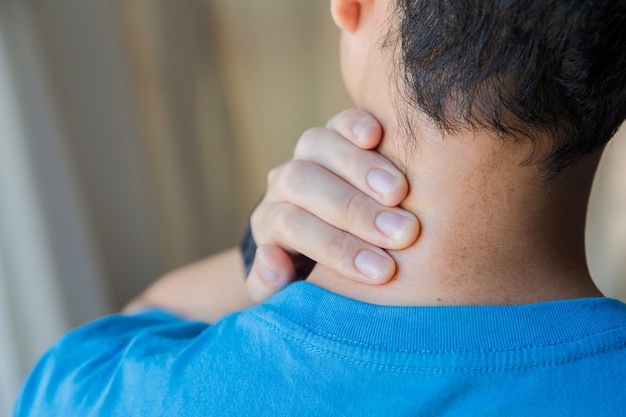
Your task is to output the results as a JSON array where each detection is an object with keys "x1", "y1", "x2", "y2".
[
  {"x1": 125, "y1": 110, "x2": 419, "y2": 322},
  {"x1": 124, "y1": 248, "x2": 253, "y2": 324}
]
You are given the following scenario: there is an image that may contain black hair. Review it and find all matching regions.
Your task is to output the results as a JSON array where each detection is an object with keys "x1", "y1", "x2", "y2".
[{"x1": 391, "y1": 0, "x2": 626, "y2": 175}]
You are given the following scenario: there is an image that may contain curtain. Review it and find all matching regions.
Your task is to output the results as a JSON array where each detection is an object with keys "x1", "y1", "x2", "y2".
[{"x1": 0, "y1": 2, "x2": 110, "y2": 413}]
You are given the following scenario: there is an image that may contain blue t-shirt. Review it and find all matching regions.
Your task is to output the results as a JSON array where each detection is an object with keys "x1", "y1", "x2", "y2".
[{"x1": 15, "y1": 282, "x2": 626, "y2": 416}]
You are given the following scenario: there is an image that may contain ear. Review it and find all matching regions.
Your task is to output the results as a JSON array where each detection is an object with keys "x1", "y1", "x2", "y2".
[{"x1": 331, "y1": 0, "x2": 369, "y2": 33}]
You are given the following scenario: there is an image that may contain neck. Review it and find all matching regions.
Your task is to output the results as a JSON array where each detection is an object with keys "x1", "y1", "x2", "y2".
[{"x1": 307, "y1": 117, "x2": 603, "y2": 306}]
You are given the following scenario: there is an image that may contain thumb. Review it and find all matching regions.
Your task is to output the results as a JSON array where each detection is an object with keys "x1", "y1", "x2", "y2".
[{"x1": 246, "y1": 244, "x2": 296, "y2": 303}]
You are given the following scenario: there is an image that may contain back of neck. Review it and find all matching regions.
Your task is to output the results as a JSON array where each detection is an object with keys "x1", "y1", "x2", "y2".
[{"x1": 307, "y1": 124, "x2": 603, "y2": 306}]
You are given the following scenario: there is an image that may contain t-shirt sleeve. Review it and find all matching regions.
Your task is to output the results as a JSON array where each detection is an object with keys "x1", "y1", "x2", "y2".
[{"x1": 14, "y1": 310, "x2": 210, "y2": 417}]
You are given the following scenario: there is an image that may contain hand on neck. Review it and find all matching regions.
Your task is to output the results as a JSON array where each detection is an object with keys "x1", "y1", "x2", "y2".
[{"x1": 307, "y1": 116, "x2": 604, "y2": 306}]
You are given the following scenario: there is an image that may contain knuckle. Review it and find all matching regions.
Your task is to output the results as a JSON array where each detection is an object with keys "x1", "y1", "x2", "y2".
[
  {"x1": 266, "y1": 166, "x2": 281, "y2": 185},
  {"x1": 344, "y1": 149, "x2": 370, "y2": 179},
  {"x1": 251, "y1": 200, "x2": 276, "y2": 246},
  {"x1": 325, "y1": 113, "x2": 339, "y2": 128},
  {"x1": 294, "y1": 127, "x2": 326, "y2": 158},
  {"x1": 265, "y1": 165, "x2": 286, "y2": 202},
  {"x1": 270, "y1": 204, "x2": 300, "y2": 242},
  {"x1": 266, "y1": 165, "x2": 289, "y2": 198},
  {"x1": 343, "y1": 192, "x2": 369, "y2": 222},
  {"x1": 325, "y1": 233, "x2": 352, "y2": 264},
  {"x1": 277, "y1": 160, "x2": 310, "y2": 197},
  {"x1": 250, "y1": 205, "x2": 264, "y2": 237}
]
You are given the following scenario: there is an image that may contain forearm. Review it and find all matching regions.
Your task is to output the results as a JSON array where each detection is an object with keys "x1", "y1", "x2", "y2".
[{"x1": 124, "y1": 247, "x2": 254, "y2": 324}]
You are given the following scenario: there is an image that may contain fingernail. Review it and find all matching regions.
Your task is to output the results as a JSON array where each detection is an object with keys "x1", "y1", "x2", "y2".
[
  {"x1": 255, "y1": 254, "x2": 280, "y2": 284},
  {"x1": 375, "y1": 211, "x2": 413, "y2": 240},
  {"x1": 354, "y1": 250, "x2": 392, "y2": 281},
  {"x1": 352, "y1": 120, "x2": 373, "y2": 141},
  {"x1": 367, "y1": 169, "x2": 397, "y2": 197}
]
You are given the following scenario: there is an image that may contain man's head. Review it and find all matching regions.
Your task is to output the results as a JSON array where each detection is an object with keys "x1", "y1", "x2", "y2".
[{"x1": 332, "y1": 0, "x2": 626, "y2": 176}]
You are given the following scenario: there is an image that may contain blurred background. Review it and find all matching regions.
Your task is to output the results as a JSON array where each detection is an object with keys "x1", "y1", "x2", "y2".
[{"x1": 0, "y1": 1, "x2": 624, "y2": 414}]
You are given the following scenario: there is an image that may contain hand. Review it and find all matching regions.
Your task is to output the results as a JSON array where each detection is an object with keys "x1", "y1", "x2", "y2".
[{"x1": 246, "y1": 109, "x2": 420, "y2": 302}]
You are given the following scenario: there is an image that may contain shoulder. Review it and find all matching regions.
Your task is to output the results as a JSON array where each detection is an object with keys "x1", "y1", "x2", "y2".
[{"x1": 15, "y1": 310, "x2": 215, "y2": 416}]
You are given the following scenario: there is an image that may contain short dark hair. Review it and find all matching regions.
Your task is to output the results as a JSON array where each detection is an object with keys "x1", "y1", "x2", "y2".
[{"x1": 390, "y1": 0, "x2": 626, "y2": 175}]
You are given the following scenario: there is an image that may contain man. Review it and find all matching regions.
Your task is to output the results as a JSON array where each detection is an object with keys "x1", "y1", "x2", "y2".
[{"x1": 16, "y1": 0, "x2": 626, "y2": 415}]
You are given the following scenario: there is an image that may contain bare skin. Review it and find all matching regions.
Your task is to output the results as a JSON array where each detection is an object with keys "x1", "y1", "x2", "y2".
[
  {"x1": 125, "y1": 110, "x2": 419, "y2": 322},
  {"x1": 307, "y1": 0, "x2": 603, "y2": 306},
  {"x1": 124, "y1": 248, "x2": 253, "y2": 323}
]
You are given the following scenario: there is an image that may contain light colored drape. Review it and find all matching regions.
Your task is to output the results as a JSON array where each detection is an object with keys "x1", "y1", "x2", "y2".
[{"x1": 0, "y1": 2, "x2": 112, "y2": 413}]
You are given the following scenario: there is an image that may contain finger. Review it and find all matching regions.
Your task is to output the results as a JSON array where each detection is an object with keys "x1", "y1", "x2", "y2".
[
  {"x1": 268, "y1": 160, "x2": 419, "y2": 250},
  {"x1": 325, "y1": 109, "x2": 383, "y2": 150},
  {"x1": 294, "y1": 128, "x2": 408, "y2": 207},
  {"x1": 266, "y1": 203, "x2": 396, "y2": 283},
  {"x1": 246, "y1": 245, "x2": 296, "y2": 303}
]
